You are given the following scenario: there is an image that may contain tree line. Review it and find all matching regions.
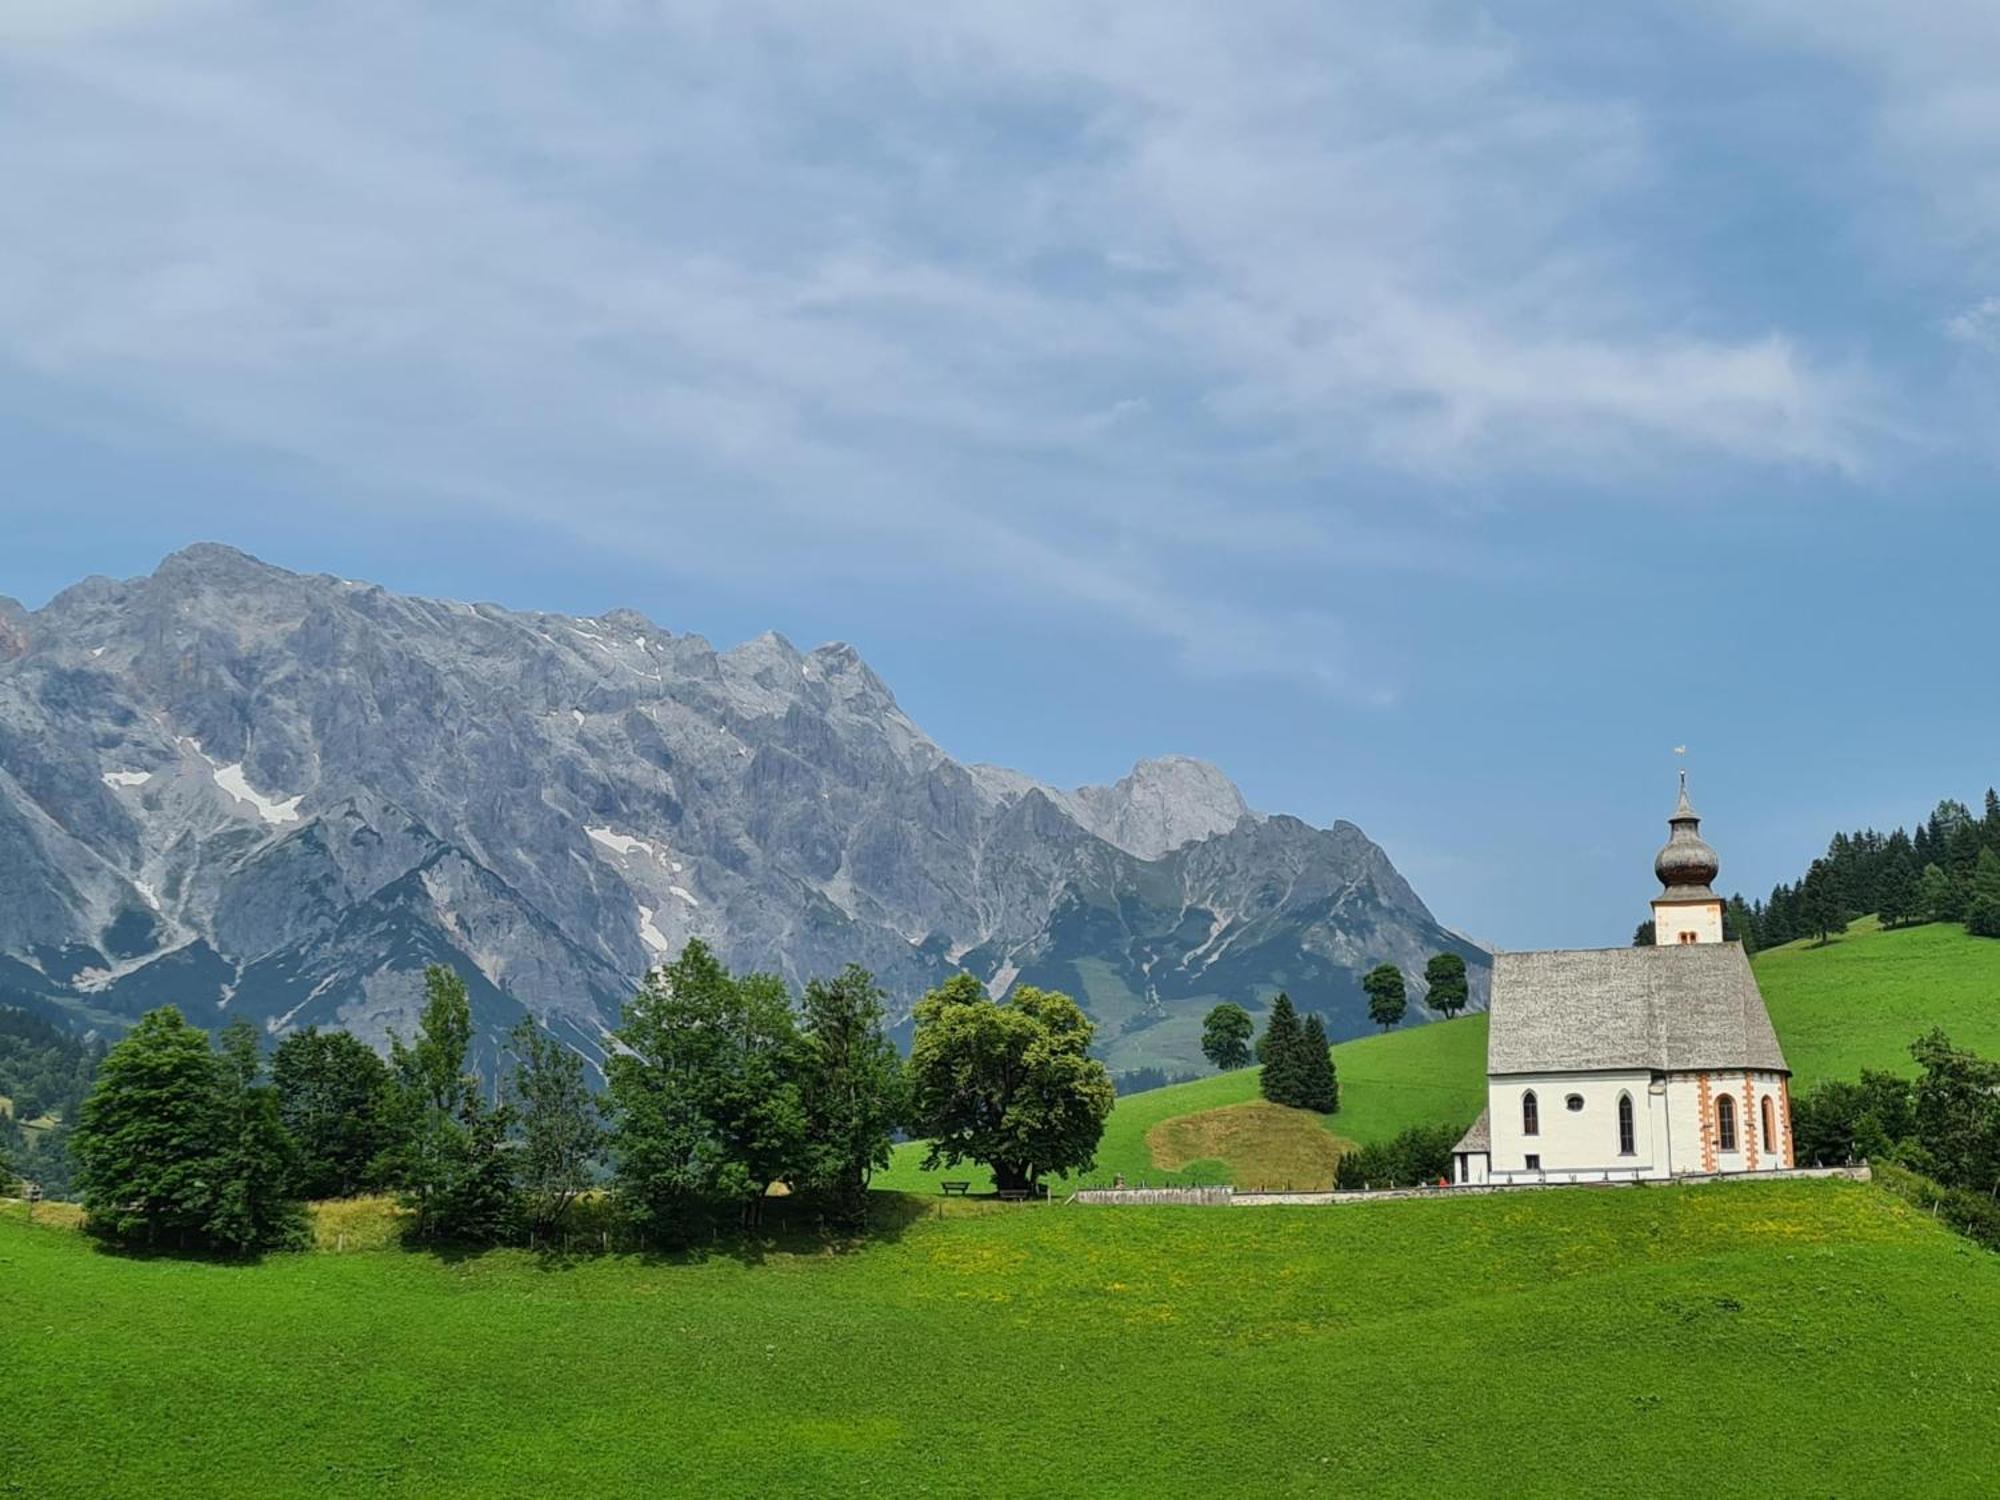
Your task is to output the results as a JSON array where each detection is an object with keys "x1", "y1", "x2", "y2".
[
  {"x1": 1790, "y1": 1029, "x2": 2000, "y2": 1206},
  {"x1": 38, "y1": 941, "x2": 1116, "y2": 1255},
  {"x1": 0, "y1": 1006, "x2": 101, "y2": 1199},
  {"x1": 1639, "y1": 791, "x2": 2000, "y2": 951}
]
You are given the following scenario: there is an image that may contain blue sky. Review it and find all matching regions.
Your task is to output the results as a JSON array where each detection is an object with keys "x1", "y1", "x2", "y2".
[{"x1": 4, "y1": 2, "x2": 1999, "y2": 950}]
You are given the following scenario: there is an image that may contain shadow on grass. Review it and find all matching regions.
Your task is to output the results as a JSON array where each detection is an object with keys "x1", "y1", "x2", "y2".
[
  {"x1": 396, "y1": 1188, "x2": 950, "y2": 1273},
  {"x1": 50, "y1": 1186, "x2": 1030, "y2": 1271}
]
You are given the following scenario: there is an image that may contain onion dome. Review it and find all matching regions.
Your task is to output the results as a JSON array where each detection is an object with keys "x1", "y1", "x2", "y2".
[{"x1": 1654, "y1": 775, "x2": 1719, "y2": 897}]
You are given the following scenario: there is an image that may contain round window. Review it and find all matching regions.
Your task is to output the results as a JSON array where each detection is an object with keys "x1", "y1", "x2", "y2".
[{"x1": 1565, "y1": 1094, "x2": 1585, "y2": 1112}]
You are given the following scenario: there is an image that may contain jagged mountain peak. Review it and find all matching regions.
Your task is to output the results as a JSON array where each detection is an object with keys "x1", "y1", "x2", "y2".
[
  {"x1": 0, "y1": 548, "x2": 1485, "y2": 1075},
  {"x1": 1067, "y1": 754, "x2": 1254, "y2": 861}
]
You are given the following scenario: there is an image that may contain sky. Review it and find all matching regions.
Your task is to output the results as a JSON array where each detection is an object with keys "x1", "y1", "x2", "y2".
[{"x1": 3, "y1": 2, "x2": 1999, "y2": 951}]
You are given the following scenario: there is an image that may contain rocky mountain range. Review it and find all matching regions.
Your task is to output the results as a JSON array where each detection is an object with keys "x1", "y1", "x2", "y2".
[{"x1": 0, "y1": 546, "x2": 1487, "y2": 1076}]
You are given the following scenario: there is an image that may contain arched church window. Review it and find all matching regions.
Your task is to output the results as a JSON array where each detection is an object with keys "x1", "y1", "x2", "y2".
[
  {"x1": 1716, "y1": 1093, "x2": 1737, "y2": 1153},
  {"x1": 1761, "y1": 1094, "x2": 1776, "y2": 1154},
  {"x1": 1522, "y1": 1091, "x2": 1539, "y2": 1137},
  {"x1": 1617, "y1": 1093, "x2": 1635, "y2": 1156}
]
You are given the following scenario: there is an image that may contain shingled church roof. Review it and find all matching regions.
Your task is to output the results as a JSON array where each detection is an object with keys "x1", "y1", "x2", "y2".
[{"x1": 1486, "y1": 942, "x2": 1787, "y2": 1075}]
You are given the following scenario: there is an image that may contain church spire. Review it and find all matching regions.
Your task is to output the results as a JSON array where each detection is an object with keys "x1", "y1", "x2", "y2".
[{"x1": 1652, "y1": 765, "x2": 1725, "y2": 944}]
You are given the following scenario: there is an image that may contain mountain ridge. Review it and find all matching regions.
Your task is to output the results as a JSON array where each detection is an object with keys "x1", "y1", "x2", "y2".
[{"x1": 0, "y1": 544, "x2": 1487, "y2": 1073}]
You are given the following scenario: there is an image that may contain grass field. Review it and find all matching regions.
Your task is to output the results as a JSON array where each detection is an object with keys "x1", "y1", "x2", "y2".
[
  {"x1": 878, "y1": 919, "x2": 2000, "y2": 1194},
  {"x1": 4, "y1": 1180, "x2": 1997, "y2": 1498},
  {"x1": 1756, "y1": 917, "x2": 2000, "y2": 1086},
  {"x1": 874, "y1": 1013, "x2": 1488, "y2": 1192}
]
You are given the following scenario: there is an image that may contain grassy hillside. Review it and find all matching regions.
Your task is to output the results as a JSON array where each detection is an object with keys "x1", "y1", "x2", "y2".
[
  {"x1": 875, "y1": 1012, "x2": 1488, "y2": 1192},
  {"x1": 880, "y1": 918, "x2": 2000, "y2": 1193},
  {"x1": 1755, "y1": 917, "x2": 2000, "y2": 1086},
  {"x1": 5, "y1": 1180, "x2": 1996, "y2": 1498}
]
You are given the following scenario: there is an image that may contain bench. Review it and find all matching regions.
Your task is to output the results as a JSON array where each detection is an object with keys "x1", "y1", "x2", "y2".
[
  {"x1": 940, "y1": 1181, "x2": 972, "y2": 1196},
  {"x1": 995, "y1": 1188, "x2": 1031, "y2": 1203}
]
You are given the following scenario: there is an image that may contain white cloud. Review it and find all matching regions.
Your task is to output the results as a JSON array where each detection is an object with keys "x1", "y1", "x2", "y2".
[
  {"x1": 1946, "y1": 297, "x2": 2000, "y2": 351},
  {"x1": 0, "y1": 2, "x2": 1882, "y2": 689}
]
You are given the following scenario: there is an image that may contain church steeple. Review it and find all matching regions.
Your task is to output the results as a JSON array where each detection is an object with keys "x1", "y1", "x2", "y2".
[{"x1": 1651, "y1": 769, "x2": 1725, "y2": 944}]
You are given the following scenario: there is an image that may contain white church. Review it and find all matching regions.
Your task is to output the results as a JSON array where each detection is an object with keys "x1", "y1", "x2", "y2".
[{"x1": 1452, "y1": 776, "x2": 1793, "y2": 1186}]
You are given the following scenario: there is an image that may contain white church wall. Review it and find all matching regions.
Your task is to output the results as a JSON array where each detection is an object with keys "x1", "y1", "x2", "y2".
[
  {"x1": 1486, "y1": 1071, "x2": 1662, "y2": 1184},
  {"x1": 1650, "y1": 898, "x2": 1723, "y2": 945},
  {"x1": 1664, "y1": 1071, "x2": 1793, "y2": 1174}
]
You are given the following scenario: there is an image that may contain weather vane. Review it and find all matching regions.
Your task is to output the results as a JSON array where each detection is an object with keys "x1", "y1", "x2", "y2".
[{"x1": 1674, "y1": 744, "x2": 1688, "y2": 793}]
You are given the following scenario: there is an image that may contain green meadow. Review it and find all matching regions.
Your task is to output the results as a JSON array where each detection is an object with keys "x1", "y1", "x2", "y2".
[
  {"x1": 875, "y1": 1009, "x2": 1489, "y2": 1192},
  {"x1": 879, "y1": 918, "x2": 2000, "y2": 1192},
  {"x1": 6, "y1": 1179, "x2": 1998, "y2": 1499},
  {"x1": 10, "y1": 918, "x2": 2000, "y2": 1497},
  {"x1": 1756, "y1": 917, "x2": 2000, "y2": 1085}
]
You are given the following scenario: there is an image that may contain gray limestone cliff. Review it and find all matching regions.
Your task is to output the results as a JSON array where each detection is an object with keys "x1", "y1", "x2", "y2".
[{"x1": 0, "y1": 545, "x2": 1487, "y2": 1074}]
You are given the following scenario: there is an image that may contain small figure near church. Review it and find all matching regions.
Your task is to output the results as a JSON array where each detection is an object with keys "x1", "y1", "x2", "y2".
[{"x1": 1452, "y1": 773, "x2": 1792, "y2": 1186}]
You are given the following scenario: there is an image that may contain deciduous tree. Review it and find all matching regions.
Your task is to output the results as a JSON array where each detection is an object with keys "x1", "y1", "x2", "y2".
[
  {"x1": 508, "y1": 1018, "x2": 602, "y2": 1239},
  {"x1": 907, "y1": 974, "x2": 1113, "y2": 1192},
  {"x1": 1363, "y1": 964, "x2": 1408, "y2": 1031},
  {"x1": 794, "y1": 964, "x2": 905, "y2": 1225},
  {"x1": 1200, "y1": 1002, "x2": 1255, "y2": 1071},
  {"x1": 1422, "y1": 953, "x2": 1469, "y2": 1019},
  {"x1": 274, "y1": 1026, "x2": 390, "y2": 1199},
  {"x1": 73, "y1": 1008, "x2": 228, "y2": 1248},
  {"x1": 379, "y1": 967, "x2": 513, "y2": 1243}
]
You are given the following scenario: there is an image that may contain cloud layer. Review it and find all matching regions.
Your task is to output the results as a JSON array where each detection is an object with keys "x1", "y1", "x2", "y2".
[{"x1": 0, "y1": 1, "x2": 1947, "y2": 685}]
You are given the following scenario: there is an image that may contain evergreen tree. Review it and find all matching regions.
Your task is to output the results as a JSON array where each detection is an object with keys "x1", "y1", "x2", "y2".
[
  {"x1": 273, "y1": 1026, "x2": 391, "y2": 1199},
  {"x1": 1631, "y1": 920, "x2": 1656, "y2": 947},
  {"x1": 1257, "y1": 993, "x2": 1305, "y2": 1106},
  {"x1": 73, "y1": 1008, "x2": 226, "y2": 1248},
  {"x1": 1723, "y1": 894, "x2": 1760, "y2": 953},
  {"x1": 1421, "y1": 953, "x2": 1470, "y2": 1019},
  {"x1": 1799, "y1": 859, "x2": 1850, "y2": 946},
  {"x1": 1920, "y1": 864, "x2": 1953, "y2": 924},
  {"x1": 1199, "y1": 1003, "x2": 1255, "y2": 1071},
  {"x1": 794, "y1": 964, "x2": 905, "y2": 1225},
  {"x1": 1294, "y1": 1013, "x2": 1339, "y2": 1114},
  {"x1": 1875, "y1": 854, "x2": 1918, "y2": 931},
  {"x1": 1363, "y1": 964, "x2": 1407, "y2": 1031},
  {"x1": 1945, "y1": 818, "x2": 1983, "y2": 920},
  {"x1": 507, "y1": 1017, "x2": 602, "y2": 1239},
  {"x1": 1965, "y1": 849, "x2": 2000, "y2": 939}
]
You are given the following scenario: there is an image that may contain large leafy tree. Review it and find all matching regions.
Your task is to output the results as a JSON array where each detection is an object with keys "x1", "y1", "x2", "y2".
[
  {"x1": 73, "y1": 1007, "x2": 304, "y2": 1252},
  {"x1": 709, "y1": 972, "x2": 808, "y2": 1229},
  {"x1": 607, "y1": 941, "x2": 737, "y2": 1236},
  {"x1": 605, "y1": 940, "x2": 808, "y2": 1235},
  {"x1": 378, "y1": 967, "x2": 514, "y2": 1243},
  {"x1": 794, "y1": 964, "x2": 905, "y2": 1225},
  {"x1": 1908, "y1": 1029, "x2": 2000, "y2": 1194},
  {"x1": 273, "y1": 1026, "x2": 391, "y2": 1199},
  {"x1": 1421, "y1": 953, "x2": 1469, "y2": 1019},
  {"x1": 73, "y1": 1007, "x2": 228, "y2": 1248},
  {"x1": 206, "y1": 1021, "x2": 307, "y2": 1254},
  {"x1": 507, "y1": 1018, "x2": 602, "y2": 1240},
  {"x1": 1363, "y1": 964, "x2": 1408, "y2": 1031},
  {"x1": 1200, "y1": 1003, "x2": 1255, "y2": 1072},
  {"x1": 907, "y1": 974, "x2": 1114, "y2": 1192}
]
